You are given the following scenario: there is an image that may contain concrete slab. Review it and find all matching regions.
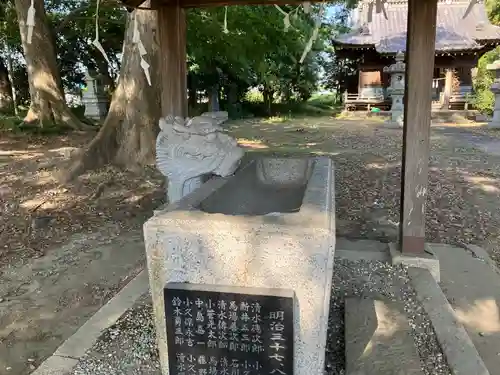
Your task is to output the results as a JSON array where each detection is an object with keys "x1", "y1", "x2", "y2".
[
  {"x1": 345, "y1": 297, "x2": 424, "y2": 375},
  {"x1": 408, "y1": 267, "x2": 490, "y2": 375},
  {"x1": 31, "y1": 356, "x2": 78, "y2": 375},
  {"x1": 335, "y1": 238, "x2": 389, "y2": 262},
  {"x1": 431, "y1": 243, "x2": 500, "y2": 375},
  {"x1": 32, "y1": 270, "x2": 148, "y2": 375},
  {"x1": 389, "y1": 243, "x2": 440, "y2": 282},
  {"x1": 55, "y1": 270, "x2": 149, "y2": 358},
  {"x1": 464, "y1": 244, "x2": 500, "y2": 275}
]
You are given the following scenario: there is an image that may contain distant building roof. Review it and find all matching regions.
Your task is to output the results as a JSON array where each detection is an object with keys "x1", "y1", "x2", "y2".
[{"x1": 333, "y1": 0, "x2": 500, "y2": 53}]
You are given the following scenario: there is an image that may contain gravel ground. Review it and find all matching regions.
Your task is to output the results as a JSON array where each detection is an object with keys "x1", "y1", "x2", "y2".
[
  {"x1": 326, "y1": 259, "x2": 450, "y2": 375},
  {"x1": 72, "y1": 294, "x2": 161, "y2": 375},
  {"x1": 71, "y1": 260, "x2": 451, "y2": 375},
  {"x1": 231, "y1": 119, "x2": 500, "y2": 268}
]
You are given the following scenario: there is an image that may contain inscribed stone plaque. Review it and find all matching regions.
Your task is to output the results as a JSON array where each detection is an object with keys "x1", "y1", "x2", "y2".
[{"x1": 164, "y1": 283, "x2": 294, "y2": 375}]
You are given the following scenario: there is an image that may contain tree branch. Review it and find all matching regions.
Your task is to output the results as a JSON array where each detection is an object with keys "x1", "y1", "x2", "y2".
[{"x1": 54, "y1": 0, "x2": 122, "y2": 32}]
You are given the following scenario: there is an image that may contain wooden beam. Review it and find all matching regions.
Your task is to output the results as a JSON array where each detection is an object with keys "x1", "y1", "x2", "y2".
[
  {"x1": 157, "y1": 3, "x2": 187, "y2": 117},
  {"x1": 176, "y1": 0, "x2": 313, "y2": 7},
  {"x1": 399, "y1": 0, "x2": 438, "y2": 255},
  {"x1": 123, "y1": 0, "x2": 327, "y2": 8}
]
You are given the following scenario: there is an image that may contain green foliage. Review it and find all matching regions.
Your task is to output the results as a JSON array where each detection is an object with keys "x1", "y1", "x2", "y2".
[
  {"x1": 467, "y1": 1, "x2": 500, "y2": 114},
  {"x1": 486, "y1": 0, "x2": 500, "y2": 25},
  {"x1": 321, "y1": 4, "x2": 359, "y2": 94},
  {"x1": 187, "y1": 5, "x2": 329, "y2": 104},
  {"x1": 307, "y1": 93, "x2": 338, "y2": 109},
  {"x1": 0, "y1": 1, "x2": 21, "y2": 51},
  {"x1": 238, "y1": 92, "x2": 339, "y2": 119},
  {"x1": 472, "y1": 48, "x2": 500, "y2": 114},
  {"x1": 244, "y1": 90, "x2": 264, "y2": 103},
  {"x1": 2, "y1": 0, "x2": 338, "y2": 118},
  {"x1": 46, "y1": 0, "x2": 126, "y2": 91},
  {"x1": 0, "y1": 114, "x2": 23, "y2": 131},
  {"x1": 0, "y1": 112, "x2": 76, "y2": 134}
]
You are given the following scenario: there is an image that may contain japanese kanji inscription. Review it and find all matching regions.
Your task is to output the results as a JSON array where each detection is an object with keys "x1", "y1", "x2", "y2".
[{"x1": 164, "y1": 283, "x2": 294, "y2": 375}]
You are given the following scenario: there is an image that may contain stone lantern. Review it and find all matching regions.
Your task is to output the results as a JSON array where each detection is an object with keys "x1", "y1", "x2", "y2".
[
  {"x1": 487, "y1": 60, "x2": 500, "y2": 128},
  {"x1": 383, "y1": 51, "x2": 406, "y2": 127},
  {"x1": 82, "y1": 70, "x2": 109, "y2": 121}
]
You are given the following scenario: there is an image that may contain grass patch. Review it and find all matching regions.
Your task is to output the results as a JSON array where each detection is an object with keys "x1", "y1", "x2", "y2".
[
  {"x1": 0, "y1": 115, "x2": 24, "y2": 131},
  {"x1": 0, "y1": 114, "x2": 75, "y2": 135},
  {"x1": 307, "y1": 93, "x2": 338, "y2": 110}
]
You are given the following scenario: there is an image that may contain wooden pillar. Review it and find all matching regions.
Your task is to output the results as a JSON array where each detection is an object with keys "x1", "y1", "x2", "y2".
[
  {"x1": 399, "y1": 0, "x2": 438, "y2": 254},
  {"x1": 441, "y1": 68, "x2": 453, "y2": 110},
  {"x1": 158, "y1": 3, "x2": 188, "y2": 118}
]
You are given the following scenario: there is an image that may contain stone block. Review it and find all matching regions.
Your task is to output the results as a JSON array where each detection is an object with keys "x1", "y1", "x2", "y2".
[
  {"x1": 389, "y1": 243, "x2": 440, "y2": 282},
  {"x1": 345, "y1": 297, "x2": 424, "y2": 375},
  {"x1": 83, "y1": 99, "x2": 108, "y2": 120},
  {"x1": 143, "y1": 157, "x2": 335, "y2": 375},
  {"x1": 487, "y1": 121, "x2": 500, "y2": 129},
  {"x1": 256, "y1": 157, "x2": 314, "y2": 187},
  {"x1": 475, "y1": 113, "x2": 490, "y2": 122}
]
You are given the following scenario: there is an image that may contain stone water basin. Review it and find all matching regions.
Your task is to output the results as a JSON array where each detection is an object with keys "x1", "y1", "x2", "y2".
[
  {"x1": 143, "y1": 155, "x2": 335, "y2": 375},
  {"x1": 200, "y1": 157, "x2": 313, "y2": 215}
]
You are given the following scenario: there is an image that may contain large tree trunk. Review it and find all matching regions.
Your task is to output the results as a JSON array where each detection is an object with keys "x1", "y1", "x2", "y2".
[
  {"x1": 263, "y1": 87, "x2": 274, "y2": 115},
  {"x1": 14, "y1": 0, "x2": 89, "y2": 128},
  {"x1": 0, "y1": 57, "x2": 13, "y2": 113},
  {"x1": 64, "y1": 3, "x2": 160, "y2": 181}
]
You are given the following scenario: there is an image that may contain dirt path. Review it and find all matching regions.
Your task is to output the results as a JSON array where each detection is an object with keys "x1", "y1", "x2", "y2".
[
  {"x1": 230, "y1": 118, "x2": 500, "y2": 266},
  {"x1": 2, "y1": 120, "x2": 500, "y2": 374},
  {"x1": 429, "y1": 126, "x2": 500, "y2": 264},
  {"x1": 0, "y1": 227, "x2": 145, "y2": 374},
  {"x1": 0, "y1": 133, "x2": 164, "y2": 266},
  {"x1": 0, "y1": 132, "x2": 165, "y2": 374}
]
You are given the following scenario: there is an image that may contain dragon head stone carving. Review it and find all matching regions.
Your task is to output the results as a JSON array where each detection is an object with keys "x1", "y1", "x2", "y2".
[{"x1": 156, "y1": 111, "x2": 244, "y2": 203}]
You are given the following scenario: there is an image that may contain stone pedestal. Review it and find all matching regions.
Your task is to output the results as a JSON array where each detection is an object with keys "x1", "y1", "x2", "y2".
[
  {"x1": 487, "y1": 60, "x2": 500, "y2": 128},
  {"x1": 82, "y1": 71, "x2": 108, "y2": 121},
  {"x1": 143, "y1": 157, "x2": 336, "y2": 375},
  {"x1": 383, "y1": 52, "x2": 406, "y2": 127}
]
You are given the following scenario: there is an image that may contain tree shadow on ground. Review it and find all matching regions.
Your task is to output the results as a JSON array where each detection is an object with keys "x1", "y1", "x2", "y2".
[
  {"x1": 0, "y1": 132, "x2": 165, "y2": 266},
  {"x1": 226, "y1": 117, "x2": 500, "y2": 266}
]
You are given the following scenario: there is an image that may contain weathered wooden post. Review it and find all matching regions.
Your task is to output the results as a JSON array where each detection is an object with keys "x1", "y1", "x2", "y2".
[
  {"x1": 487, "y1": 60, "x2": 500, "y2": 128},
  {"x1": 158, "y1": 4, "x2": 188, "y2": 118},
  {"x1": 399, "y1": 0, "x2": 438, "y2": 255},
  {"x1": 383, "y1": 51, "x2": 406, "y2": 127}
]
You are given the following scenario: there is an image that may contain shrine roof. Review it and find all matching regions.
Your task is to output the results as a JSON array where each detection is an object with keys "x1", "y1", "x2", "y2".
[{"x1": 333, "y1": 0, "x2": 500, "y2": 53}]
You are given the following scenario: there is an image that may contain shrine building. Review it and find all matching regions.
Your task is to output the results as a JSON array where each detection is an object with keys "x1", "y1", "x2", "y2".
[{"x1": 333, "y1": 0, "x2": 500, "y2": 111}]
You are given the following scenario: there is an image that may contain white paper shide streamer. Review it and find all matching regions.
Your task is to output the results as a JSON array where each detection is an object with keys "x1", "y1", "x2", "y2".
[
  {"x1": 133, "y1": 12, "x2": 151, "y2": 86},
  {"x1": 302, "y1": 2, "x2": 311, "y2": 14},
  {"x1": 223, "y1": 6, "x2": 229, "y2": 34},
  {"x1": 26, "y1": 0, "x2": 35, "y2": 44},
  {"x1": 274, "y1": 5, "x2": 291, "y2": 32},
  {"x1": 92, "y1": 0, "x2": 111, "y2": 65}
]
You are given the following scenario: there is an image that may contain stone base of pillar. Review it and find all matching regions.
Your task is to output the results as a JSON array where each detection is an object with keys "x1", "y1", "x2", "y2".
[
  {"x1": 83, "y1": 99, "x2": 108, "y2": 121},
  {"x1": 487, "y1": 121, "x2": 500, "y2": 128},
  {"x1": 382, "y1": 111, "x2": 404, "y2": 128},
  {"x1": 382, "y1": 121, "x2": 403, "y2": 129},
  {"x1": 488, "y1": 109, "x2": 500, "y2": 128}
]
